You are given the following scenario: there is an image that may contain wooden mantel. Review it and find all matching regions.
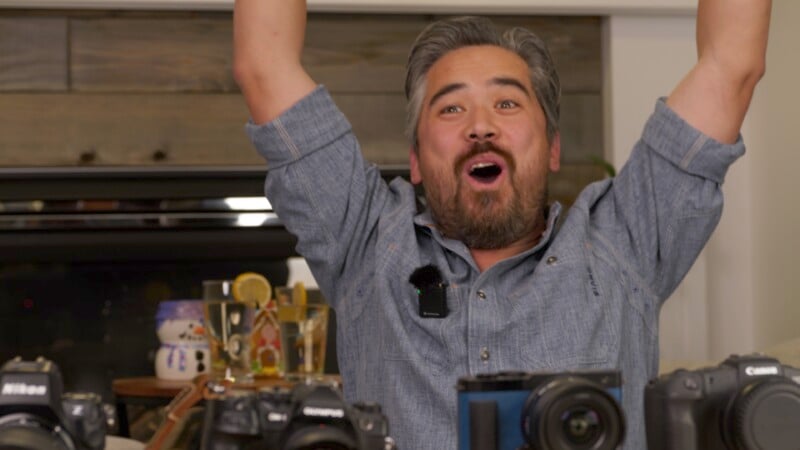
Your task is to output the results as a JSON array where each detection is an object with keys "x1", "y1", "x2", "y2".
[{"x1": 0, "y1": 0, "x2": 696, "y2": 15}]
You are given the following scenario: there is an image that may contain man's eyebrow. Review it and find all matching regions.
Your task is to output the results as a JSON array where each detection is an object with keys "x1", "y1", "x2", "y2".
[
  {"x1": 427, "y1": 83, "x2": 466, "y2": 109},
  {"x1": 427, "y1": 78, "x2": 532, "y2": 109},
  {"x1": 491, "y1": 77, "x2": 532, "y2": 97}
]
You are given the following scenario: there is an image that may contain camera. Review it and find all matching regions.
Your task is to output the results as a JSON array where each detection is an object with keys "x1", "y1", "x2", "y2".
[
  {"x1": 201, "y1": 380, "x2": 395, "y2": 450},
  {"x1": 645, "y1": 353, "x2": 800, "y2": 450},
  {"x1": 457, "y1": 370, "x2": 625, "y2": 450},
  {"x1": 0, "y1": 356, "x2": 107, "y2": 450}
]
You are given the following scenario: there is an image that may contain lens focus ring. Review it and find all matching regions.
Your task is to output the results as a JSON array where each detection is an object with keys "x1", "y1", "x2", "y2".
[
  {"x1": 725, "y1": 377, "x2": 800, "y2": 450},
  {"x1": 522, "y1": 377, "x2": 625, "y2": 450}
]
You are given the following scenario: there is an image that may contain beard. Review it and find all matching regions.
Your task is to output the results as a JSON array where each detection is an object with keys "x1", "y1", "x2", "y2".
[{"x1": 422, "y1": 142, "x2": 549, "y2": 250}]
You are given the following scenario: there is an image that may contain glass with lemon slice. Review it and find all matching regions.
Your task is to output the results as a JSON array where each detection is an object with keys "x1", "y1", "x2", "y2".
[{"x1": 201, "y1": 273, "x2": 277, "y2": 382}]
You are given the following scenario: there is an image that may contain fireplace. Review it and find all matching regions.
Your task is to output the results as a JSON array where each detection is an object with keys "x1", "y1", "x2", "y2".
[{"x1": 0, "y1": 166, "x2": 408, "y2": 400}]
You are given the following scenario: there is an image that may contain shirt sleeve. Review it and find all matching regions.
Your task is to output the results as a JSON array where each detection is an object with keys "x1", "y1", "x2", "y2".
[
  {"x1": 243, "y1": 86, "x2": 414, "y2": 308},
  {"x1": 642, "y1": 98, "x2": 745, "y2": 184},
  {"x1": 245, "y1": 86, "x2": 352, "y2": 170},
  {"x1": 582, "y1": 98, "x2": 745, "y2": 301}
]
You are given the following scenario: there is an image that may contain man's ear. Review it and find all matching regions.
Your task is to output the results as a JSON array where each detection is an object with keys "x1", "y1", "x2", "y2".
[
  {"x1": 409, "y1": 146, "x2": 423, "y2": 184},
  {"x1": 549, "y1": 132, "x2": 561, "y2": 172}
]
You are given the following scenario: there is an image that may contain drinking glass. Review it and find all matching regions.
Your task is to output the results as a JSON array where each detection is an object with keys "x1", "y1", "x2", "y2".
[
  {"x1": 277, "y1": 302, "x2": 329, "y2": 381},
  {"x1": 202, "y1": 280, "x2": 255, "y2": 383}
]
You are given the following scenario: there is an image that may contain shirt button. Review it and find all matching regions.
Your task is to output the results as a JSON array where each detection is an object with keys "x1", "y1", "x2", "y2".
[
  {"x1": 477, "y1": 290, "x2": 487, "y2": 300},
  {"x1": 480, "y1": 347, "x2": 490, "y2": 362},
  {"x1": 546, "y1": 256, "x2": 558, "y2": 265}
]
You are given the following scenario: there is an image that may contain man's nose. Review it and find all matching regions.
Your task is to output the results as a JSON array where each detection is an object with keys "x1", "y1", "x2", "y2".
[{"x1": 466, "y1": 109, "x2": 498, "y2": 142}]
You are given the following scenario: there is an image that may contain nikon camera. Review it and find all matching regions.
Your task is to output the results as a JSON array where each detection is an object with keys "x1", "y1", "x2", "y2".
[
  {"x1": 201, "y1": 381, "x2": 395, "y2": 450},
  {"x1": 457, "y1": 370, "x2": 625, "y2": 450},
  {"x1": 0, "y1": 356, "x2": 107, "y2": 450},
  {"x1": 645, "y1": 354, "x2": 800, "y2": 450}
]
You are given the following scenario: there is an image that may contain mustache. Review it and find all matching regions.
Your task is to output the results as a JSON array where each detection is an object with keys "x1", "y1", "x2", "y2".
[{"x1": 455, "y1": 141, "x2": 515, "y2": 175}]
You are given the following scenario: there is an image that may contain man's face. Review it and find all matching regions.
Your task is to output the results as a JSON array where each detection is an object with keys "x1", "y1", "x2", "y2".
[{"x1": 410, "y1": 45, "x2": 560, "y2": 249}]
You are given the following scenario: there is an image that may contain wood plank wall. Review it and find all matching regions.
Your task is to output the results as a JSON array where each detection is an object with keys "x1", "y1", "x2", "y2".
[{"x1": 0, "y1": 10, "x2": 605, "y2": 205}]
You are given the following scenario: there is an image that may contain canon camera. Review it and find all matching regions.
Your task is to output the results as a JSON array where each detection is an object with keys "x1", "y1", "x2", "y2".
[
  {"x1": 645, "y1": 353, "x2": 800, "y2": 450},
  {"x1": 0, "y1": 356, "x2": 107, "y2": 450},
  {"x1": 201, "y1": 380, "x2": 395, "y2": 450},
  {"x1": 457, "y1": 370, "x2": 625, "y2": 450}
]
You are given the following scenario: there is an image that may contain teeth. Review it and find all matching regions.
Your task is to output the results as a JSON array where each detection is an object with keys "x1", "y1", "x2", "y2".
[{"x1": 470, "y1": 162, "x2": 496, "y2": 171}]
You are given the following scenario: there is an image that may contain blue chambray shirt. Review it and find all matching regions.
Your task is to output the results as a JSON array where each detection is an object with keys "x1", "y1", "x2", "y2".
[{"x1": 246, "y1": 86, "x2": 745, "y2": 450}]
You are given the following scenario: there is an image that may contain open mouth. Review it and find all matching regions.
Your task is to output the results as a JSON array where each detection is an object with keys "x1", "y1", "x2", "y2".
[{"x1": 469, "y1": 162, "x2": 503, "y2": 184}]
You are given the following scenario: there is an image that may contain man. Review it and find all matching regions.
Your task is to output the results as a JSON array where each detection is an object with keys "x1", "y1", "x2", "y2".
[{"x1": 233, "y1": 0, "x2": 771, "y2": 448}]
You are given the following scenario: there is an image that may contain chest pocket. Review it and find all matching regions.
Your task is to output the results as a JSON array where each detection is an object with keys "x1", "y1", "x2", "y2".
[
  {"x1": 379, "y1": 275, "x2": 462, "y2": 376},
  {"x1": 508, "y1": 254, "x2": 619, "y2": 369}
]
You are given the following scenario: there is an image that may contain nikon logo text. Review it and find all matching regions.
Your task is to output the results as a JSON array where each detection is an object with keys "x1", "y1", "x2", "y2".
[
  {"x1": 1, "y1": 383, "x2": 47, "y2": 396},
  {"x1": 745, "y1": 366, "x2": 779, "y2": 376},
  {"x1": 302, "y1": 407, "x2": 345, "y2": 418}
]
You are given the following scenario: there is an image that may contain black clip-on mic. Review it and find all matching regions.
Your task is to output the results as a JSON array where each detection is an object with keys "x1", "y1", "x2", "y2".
[{"x1": 409, "y1": 264, "x2": 449, "y2": 318}]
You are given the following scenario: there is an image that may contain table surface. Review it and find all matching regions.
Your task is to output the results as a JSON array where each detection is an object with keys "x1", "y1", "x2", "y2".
[{"x1": 106, "y1": 436, "x2": 145, "y2": 450}]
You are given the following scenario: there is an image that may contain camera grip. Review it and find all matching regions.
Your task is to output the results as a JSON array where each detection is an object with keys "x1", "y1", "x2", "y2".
[
  {"x1": 645, "y1": 371, "x2": 704, "y2": 450},
  {"x1": 469, "y1": 400, "x2": 498, "y2": 450}
]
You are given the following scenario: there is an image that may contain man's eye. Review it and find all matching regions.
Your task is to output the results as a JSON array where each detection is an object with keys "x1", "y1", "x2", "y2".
[
  {"x1": 497, "y1": 100, "x2": 518, "y2": 109},
  {"x1": 441, "y1": 105, "x2": 462, "y2": 114}
]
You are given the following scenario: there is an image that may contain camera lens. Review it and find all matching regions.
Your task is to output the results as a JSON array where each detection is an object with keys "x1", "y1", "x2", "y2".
[
  {"x1": 561, "y1": 407, "x2": 601, "y2": 445},
  {"x1": 283, "y1": 426, "x2": 358, "y2": 450},
  {"x1": 288, "y1": 444, "x2": 352, "y2": 450},
  {"x1": 723, "y1": 377, "x2": 800, "y2": 450},
  {"x1": 522, "y1": 377, "x2": 625, "y2": 450},
  {"x1": 0, "y1": 414, "x2": 75, "y2": 450}
]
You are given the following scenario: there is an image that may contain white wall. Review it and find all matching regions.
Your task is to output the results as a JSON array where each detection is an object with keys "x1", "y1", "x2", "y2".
[
  {"x1": 605, "y1": 3, "x2": 800, "y2": 367},
  {"x1": 603, "y1": 14, "x2": 719, "y2": 366},
  {"x1": 749, "y1": 0, "x2": 800, "y2": 352}
]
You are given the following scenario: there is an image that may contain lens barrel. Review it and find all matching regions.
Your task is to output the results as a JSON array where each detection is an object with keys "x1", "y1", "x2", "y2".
[
  {"x1": 283, "y1": 425, "x2": 358, "y2": 450},
  {"x1": 723, "y1": 377, "x2": 800, "y2": 450},
  {"x1": 0, "y1": 413, "x2": 75, "y2": 450},
  {"x1": 523, "y1": 377, "x2": 625, "y2": 450}
]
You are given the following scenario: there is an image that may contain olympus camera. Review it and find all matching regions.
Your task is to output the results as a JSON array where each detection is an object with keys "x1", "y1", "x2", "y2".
[
  {"x1": 457, "y1": 370, "x2": 625, "y2": 450},
  {"x1": 0, "y1": 356, "x2": 107, "y2": 450},
  {"x1": 645, "y1": 353, "x2": 800, "y2": 450},
  {"x1": 201, "y1": 381, "x2": 395, "y2": 450}
]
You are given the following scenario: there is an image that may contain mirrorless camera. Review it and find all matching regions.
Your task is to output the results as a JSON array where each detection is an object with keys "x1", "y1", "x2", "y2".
[
  {"x1": 457, "y1": 370, "x2": 625, "y2": 450},
  {"x1": 201, "y1": 380, "x2": 396, "y2": 450},
  {"x1": 645, "y1": 353, "x2": 800, "y2": 450},
  {"x1": 0, "y1": 356, "x2": 107, "y2": 450}
]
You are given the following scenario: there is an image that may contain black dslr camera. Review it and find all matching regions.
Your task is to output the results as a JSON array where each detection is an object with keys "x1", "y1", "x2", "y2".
[
  {"x1": 645, "y1": 353, "x2": 800, "y2": 450},
  {"x1": 457, "y1": 370, "x2": 625, "y2": 450},
  {"x1": 0, "y1": 356, "x2": 107, "y2": 450},
  {"x1": 201, "y1": 381, "x2": 395, "y2": 450}
]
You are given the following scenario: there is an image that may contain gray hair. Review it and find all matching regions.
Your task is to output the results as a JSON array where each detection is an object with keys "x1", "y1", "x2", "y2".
[{"x1": 404, "y1": 16, "x2": 561, "y2": 149}]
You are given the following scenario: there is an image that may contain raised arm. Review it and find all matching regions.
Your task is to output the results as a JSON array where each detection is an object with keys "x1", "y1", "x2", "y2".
[
  {"x1": 667, "y1": 0, "x2": 772, "y2": 144},
  {"x1": 233, "y1": 0, "x2": 317, "y2": 124}
]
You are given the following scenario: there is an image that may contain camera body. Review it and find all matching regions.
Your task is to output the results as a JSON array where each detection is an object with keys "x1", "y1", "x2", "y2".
[
  {"x1": 0, "y1": 356, "x2": 107, "y2": 450},
  {"x1": 645, "y1": 353, "x2": 800, "y2": 450},
  {"x1": 457, "y1": 370, "x2": 625, "y2": 450},
  {"x1": 202, "y1": 381, "x2": 395, "y2": 450}
]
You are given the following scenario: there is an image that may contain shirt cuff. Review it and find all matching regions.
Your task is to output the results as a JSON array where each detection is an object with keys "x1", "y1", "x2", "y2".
[
  {"x1": 245, "y1": 85, "x2": 353, "y2": 169},
  {"x1": 642, "y1": 98, "x2": 746, "y2": 184}
]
